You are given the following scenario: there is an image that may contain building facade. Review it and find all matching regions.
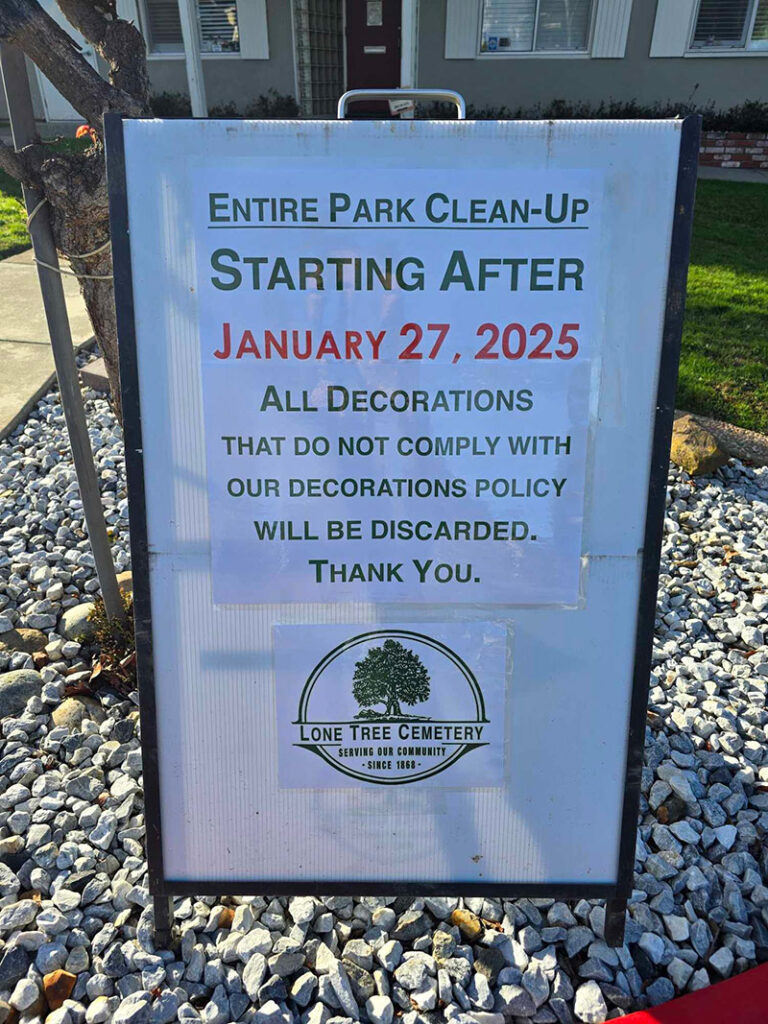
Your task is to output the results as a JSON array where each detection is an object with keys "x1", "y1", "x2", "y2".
[{"x1": 4, "y1": 0, "x2": 767, "y2": 122}]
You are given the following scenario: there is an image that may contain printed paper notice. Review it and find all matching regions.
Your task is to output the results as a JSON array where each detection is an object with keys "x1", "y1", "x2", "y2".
[{"x1": 193, "y1": 168, "x2": 602, "y2": 604}]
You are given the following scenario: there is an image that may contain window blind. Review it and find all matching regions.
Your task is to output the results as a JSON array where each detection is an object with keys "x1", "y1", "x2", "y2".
[
  {"x1": 481, "y1": 0, "x2": 592, "y2": 52},
  {"x1": 145, "y1": 0, "x2": 242, "y2": 54},
  {"x1": 197, "y1": 0, "x2": 240, "y2": 52},
  {"x1": 537, "y1": 0, "x2": 592, "y2": 50},
  {"x1": 692, "y1": 0, "x2": 751, "y2": 47},
  {"x1": 750, "y1": 0, "x2": 768, "y2": 46},
  {"x1": 146, "y1": 0, "x2": 183, "y2": 52},
  {"x1": 481, "y1": 0, "x2": 536, "y2": 51}
]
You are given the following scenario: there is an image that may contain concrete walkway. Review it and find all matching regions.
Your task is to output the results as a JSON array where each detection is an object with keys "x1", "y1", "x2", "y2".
[
  {"x1": 0, "y1": 247, "x2": 94, "y2": 440},
  {"x1": 698, "y1": 166, "x2": 768, "y2": 184}
]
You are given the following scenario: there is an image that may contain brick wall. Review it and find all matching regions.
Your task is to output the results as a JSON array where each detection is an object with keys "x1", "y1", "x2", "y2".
[{"x1": 699, "y1": 131, "x2": 768, "y2": 170}]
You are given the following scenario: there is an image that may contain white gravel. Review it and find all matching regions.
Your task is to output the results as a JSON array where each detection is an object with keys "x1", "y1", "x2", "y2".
[{"x1": 1, "y1": 385, "x2": 768, "y2": 1023}]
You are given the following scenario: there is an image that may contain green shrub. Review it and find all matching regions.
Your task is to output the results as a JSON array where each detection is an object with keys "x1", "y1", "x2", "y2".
[
  {"x1": 421, "y1": 97, "x2": 768, "y2": 132},
  {"x1": 150, "y1": 91, "x2": 192, "y2": 117},
  {"x1": 151, "y1": 89, "x2": 299, "y2": 119},
  {"x1": 85, "y1": 592, "x2": 137, "y2": 694},
  {"x1": 243, "y1": 89, "x2": 299, "y2": 118},
  {"x1": 209, "y1": 101, "x2": 240, "y2": 117},
  {"x1": 86, "y1": 591, "x2": 135, "y2": 662}
]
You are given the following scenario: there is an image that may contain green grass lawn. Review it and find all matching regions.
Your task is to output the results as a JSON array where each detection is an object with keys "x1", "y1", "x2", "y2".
[
  {"x1": 0, "y1": 162, "x2": 766, "y2": 431},
  {"x1": 0, "y1": 157, "x2": 26, "y2": 259},
  {"x1": 678, "y1": 180, "x2": 768, "y2": 434},
  {"x1": 0, "y1": 191, "x2": 29, "y2": 258}
]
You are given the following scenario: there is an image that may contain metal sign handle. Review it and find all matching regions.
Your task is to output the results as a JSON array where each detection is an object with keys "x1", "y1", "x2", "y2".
[{"x1": 337, "y1": 88, "x2": 467, "y2": 120}]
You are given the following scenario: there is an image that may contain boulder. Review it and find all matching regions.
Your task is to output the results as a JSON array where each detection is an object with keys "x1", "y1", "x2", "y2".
[
  {"x1": 0, "y1": 669, "x2": 43, "y2": 718},
  {"x1": 676, "y1": 408, "x2": 768, "y2": 467},
  {"x1": 59, "y1": 603, "x2": 96, "y2": 641},
  {"x1": 0, "y1": 628, "x2": 48, "y2": 656},
  {"x1": 670, "y1": 414, "x2": 728, "y2": 476},
  {"x1": 52, "y1": 696, "x2": 106, "y2": 730}
]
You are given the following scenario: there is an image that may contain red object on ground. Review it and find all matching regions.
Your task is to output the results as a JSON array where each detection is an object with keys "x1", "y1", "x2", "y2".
[{"x1": 622, "y1": 963, "x2": 768, "y2": 1022}]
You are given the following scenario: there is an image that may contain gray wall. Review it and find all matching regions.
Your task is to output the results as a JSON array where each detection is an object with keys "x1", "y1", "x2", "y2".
[
  {"x1": 147, "y1": 0, "x2": 296, "y2": 109},
  {"x1": 417, "y1": 1, "x2": 768, "y2": 112}
]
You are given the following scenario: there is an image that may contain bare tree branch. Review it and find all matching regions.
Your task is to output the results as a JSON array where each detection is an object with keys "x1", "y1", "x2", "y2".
[
  {"x1": 56, "y1": 0, "x2": 150, "y2": 106},
  {"x1": 52, "y1": 0, "x2": 119, "y2": 45},
  {"x1": 0, "y1": 0, "x2": 144, "y2": 126}
]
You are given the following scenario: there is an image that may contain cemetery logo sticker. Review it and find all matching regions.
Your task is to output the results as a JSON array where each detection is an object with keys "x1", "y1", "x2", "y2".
[{"x1": 293, "y1": 629, "x2": 490, "y2": 784}]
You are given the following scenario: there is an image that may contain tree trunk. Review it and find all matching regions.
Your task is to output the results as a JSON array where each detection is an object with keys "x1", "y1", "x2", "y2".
[
  {"x1": 40, "y1": 145, "x2": 122, "y2": 421},
  {"x1": 386, "y1": 696, "x2": 402, "y2": 717}
]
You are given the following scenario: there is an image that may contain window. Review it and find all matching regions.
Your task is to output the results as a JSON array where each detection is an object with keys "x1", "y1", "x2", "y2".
[
  {"x1": 480, "y1": 0, "x2": 593, "y2": 53},
  {"x1": 690, "y1": 0, "x2": 768, "y2": 50},
  {"x1": 144, "y1": 0, "x2": 240, "y2": 54},
  {"x1": 198, "y1": 0, "x2": 239, "y2": 52},
  {"x1": 144, "y1": 0, "x2": 182, "y2": 52}
]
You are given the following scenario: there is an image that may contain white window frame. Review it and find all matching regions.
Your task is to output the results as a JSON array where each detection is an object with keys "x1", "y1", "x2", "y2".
[
  {"x1": 476, "y1": 0, "x2": 598, "y2": 59},
  {"x1": 141, "y1": 0, "x2": 241, "y2": 59},
  {"x1": 686, "y1": 0, "x2": 768, "y2": 56}
]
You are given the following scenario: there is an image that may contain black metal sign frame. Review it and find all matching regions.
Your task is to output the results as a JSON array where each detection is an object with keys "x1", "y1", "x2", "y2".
[{"x1": 105, "y1": 113, "x2": 700, "y2": 939}]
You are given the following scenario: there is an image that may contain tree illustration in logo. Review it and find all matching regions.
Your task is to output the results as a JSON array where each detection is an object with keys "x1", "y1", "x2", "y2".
[{"x1": 352, "y1": 639, "x2": 431, "y2": 720}]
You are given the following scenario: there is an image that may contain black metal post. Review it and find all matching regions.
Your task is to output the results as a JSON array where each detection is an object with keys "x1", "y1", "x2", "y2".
[
  {"x1": 604, "y1": 897, "x2": 627, "y2": 947},
  {"x1": 153, "y1": 895, "x2": 174, "y2": 947}
]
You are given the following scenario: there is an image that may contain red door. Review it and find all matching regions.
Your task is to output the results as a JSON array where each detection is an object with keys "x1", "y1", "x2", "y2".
[{"x1": 345, "y1": 0, "x2": 401, "y2": 114}]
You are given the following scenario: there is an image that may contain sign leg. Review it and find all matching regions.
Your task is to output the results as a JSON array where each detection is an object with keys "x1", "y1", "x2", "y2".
[
  {"x1": 0, "y1": 44, "x2": 125, "y2": 626},
  {"x1": 604, "y1": 897, "x2": 627, "y2": 947},
  {"x1": 153, "y1": 895, "x2": 174, "y2": 947}
]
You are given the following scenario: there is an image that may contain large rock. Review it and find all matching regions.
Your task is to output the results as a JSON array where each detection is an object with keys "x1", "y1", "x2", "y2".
[
  {"x1": 52, "y1": 696, "x2": 106, "y2": 730},
  {"x1": 0, "y1": 628, "x2": 47, "y2": 656},
  {"x1": 59, "y1": 603, "x2": 96, "y2": 641},
  {"x1": 678, "y1": 408, "x2": 768, "y2": 467},
  {"x1": 670, "y1": 414, "x2": 728, "y2": 476},
  {"x1": 0, "y1": 669, "x2": 43, "y2": 718}
]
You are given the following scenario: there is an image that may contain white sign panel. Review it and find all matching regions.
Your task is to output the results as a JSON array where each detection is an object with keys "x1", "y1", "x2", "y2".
[
  {"x1": 111, "y1": 116, "x2": 693, "y2": 889},
  {"x1": 196, "y1": 169, "x2": 599, "y2": 605}
]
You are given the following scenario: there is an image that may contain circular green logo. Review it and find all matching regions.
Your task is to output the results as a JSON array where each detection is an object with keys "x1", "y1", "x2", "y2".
[{"x1": 293, "y1": 629, "x2": 489, "y2": 785}]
